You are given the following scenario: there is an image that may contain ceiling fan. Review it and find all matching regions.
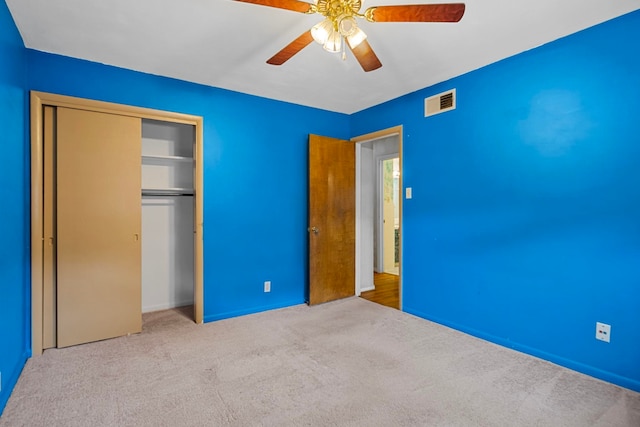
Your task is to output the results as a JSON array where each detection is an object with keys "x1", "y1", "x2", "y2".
[{"x1": 235, "y1": 0, "x2": 466, "y2": 72}]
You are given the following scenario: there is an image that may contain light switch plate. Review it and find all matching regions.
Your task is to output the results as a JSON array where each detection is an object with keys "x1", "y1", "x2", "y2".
[{"x1": 406, "y1": 187, "x2": 412, "y2": 199}]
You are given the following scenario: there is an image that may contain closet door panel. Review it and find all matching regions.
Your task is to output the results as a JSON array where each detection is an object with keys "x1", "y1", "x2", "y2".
[
  {"x1": 56, "y1": 107, "x2": 142, "y2": 348},
  {"x1": 43, "y1": 105, "x2": 57, "y2": 349}
]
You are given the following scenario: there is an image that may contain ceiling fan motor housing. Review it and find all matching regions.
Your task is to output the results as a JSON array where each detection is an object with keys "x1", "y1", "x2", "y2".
[{"x1": 317, "y1": 0, "x2": 363, "y2": 33}]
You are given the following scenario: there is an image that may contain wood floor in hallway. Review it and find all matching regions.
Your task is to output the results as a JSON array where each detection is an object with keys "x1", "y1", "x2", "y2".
[{"x1": 360, "y1": 272, "x2": 399, "y2": 309}]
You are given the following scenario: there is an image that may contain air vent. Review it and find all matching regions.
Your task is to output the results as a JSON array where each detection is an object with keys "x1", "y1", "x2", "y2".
[{"x1": 425, "y1": 89, "x2": 456, "y2": 117}]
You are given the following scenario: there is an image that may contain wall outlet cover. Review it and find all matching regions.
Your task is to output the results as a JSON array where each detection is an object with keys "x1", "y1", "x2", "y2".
[{"x1": 596, "y1": 322, "x2": 611, "y2": 343}]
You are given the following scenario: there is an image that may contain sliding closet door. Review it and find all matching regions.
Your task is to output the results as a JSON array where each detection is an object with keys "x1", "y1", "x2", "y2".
[{"x1": 56, "y1": 107, "x2": 142, "y2": 348}]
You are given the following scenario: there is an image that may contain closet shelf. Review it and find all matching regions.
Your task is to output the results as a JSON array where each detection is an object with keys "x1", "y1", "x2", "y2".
[
  {"x1": 142, "y1": 155, "x2": 193, "y2": 162},
  {"x1": 142, "y1": 188, "x2": 194, "y2": 196}
]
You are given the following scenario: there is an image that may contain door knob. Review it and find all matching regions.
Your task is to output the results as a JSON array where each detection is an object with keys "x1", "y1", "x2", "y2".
[{"x1": 309, "y1": 227, "x2": 319, "y2": 235}]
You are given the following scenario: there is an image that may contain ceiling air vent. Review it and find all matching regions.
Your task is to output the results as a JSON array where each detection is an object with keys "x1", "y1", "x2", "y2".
[{"x1": 425, "y1": 89, "x2": 456, "y2": 117}]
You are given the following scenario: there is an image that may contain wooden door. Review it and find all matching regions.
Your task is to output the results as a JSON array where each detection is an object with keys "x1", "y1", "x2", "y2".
[
  {"x1": 308, "y1": 134, "x2": 355, "y2": 305},
  {"x1": 56, "y1": 107, "x2": 142, "y2": 348}
]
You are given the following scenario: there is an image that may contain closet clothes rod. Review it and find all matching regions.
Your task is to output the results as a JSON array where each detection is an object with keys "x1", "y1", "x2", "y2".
[{"x1": 142, "y1": 188, "x2": 194, "y2": 197}]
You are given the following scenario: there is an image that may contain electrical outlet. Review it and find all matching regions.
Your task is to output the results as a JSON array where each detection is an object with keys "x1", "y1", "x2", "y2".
[
  {"x1": 596, "y1": 322, "x2": 611, "y2": 343},
  {"x1": 264, "y1": 281, "x2": 271, "y2": 293}
]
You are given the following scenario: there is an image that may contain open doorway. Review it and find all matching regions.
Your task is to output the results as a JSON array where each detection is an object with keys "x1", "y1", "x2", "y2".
[
  {"x1": 353, "y1": 127, "x2": 402, "y2": 310},
  {"x1": 379, "y1": 156, "x2": 400, "y2": 276}
]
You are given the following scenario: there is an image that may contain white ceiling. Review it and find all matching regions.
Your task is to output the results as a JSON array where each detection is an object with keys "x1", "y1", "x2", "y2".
[{"x1": 6, "y1": 0, "x2": 640, "y2": 114}]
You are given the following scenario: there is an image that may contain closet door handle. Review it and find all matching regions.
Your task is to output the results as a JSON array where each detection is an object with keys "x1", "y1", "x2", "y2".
[{"x1": 134, "y1": 233, "x2": 139, "y2": 241}]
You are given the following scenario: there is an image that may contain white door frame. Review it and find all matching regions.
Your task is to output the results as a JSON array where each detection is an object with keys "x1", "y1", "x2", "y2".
[{"x1": 352, "y1": 126, "x2": 403, "y2": 310}]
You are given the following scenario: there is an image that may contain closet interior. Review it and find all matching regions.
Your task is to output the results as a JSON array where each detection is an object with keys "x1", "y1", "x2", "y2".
[{"x1": 141, "y1": 119, "x2": 195, "y2": 313}]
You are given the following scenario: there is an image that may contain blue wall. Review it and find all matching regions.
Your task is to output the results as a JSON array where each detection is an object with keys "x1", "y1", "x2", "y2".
[
  {"x1": 0, "y1": 0, "x2": 28, "y2": 414},
  {"x1": 26, "y1": 50, "x2": 351, "y2": 323},
  {"x1": 353, "y1": 10, "x2": 640, "y2": 392}
]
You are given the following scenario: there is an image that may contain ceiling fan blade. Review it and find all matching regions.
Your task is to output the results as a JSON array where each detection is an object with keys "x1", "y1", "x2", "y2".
[
  {"x1": 235, "y1": 0, "x2": 313, "y2": 13},
  {"x1": 267, "y1": 31, "x2": 314, "y2": 66},
  {"x1": 366, "y1": 3, "x2": 466, "y2": 22},
  {"x1": 347, "y1": 39, "x2": 382, "y2": 72}
]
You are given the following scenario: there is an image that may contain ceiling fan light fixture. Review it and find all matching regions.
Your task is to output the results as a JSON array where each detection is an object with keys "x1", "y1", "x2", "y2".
[
  {"x1": 311, "y1": 18, "x2": 333, "y2": 45},
  {"x1": 346, "y1": 27, "x2": 367, "y2": 48},
  {"x1": 323, "y1": 30, "x2": 342, "y2": 53},
  {"x1": 338, "y1": 15, "x2": 358, "y2": 37},
  {"x1": 245, "y1": 0, "x2": 467, "y2": 72}
]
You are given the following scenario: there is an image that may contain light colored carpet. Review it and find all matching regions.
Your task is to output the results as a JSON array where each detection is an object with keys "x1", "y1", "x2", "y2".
[{"x1": 1, "y1": 297, "x2": 639, "y2": 426}]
